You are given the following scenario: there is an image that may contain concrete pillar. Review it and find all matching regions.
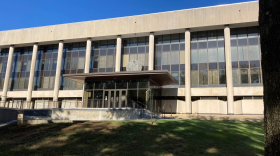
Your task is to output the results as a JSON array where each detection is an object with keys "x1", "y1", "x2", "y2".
[
  {"x1": 53, "y1": 41, "x2": 64, "y2": 103},
  {"x1": 84, "y1": 38, "x2": 91, "y2": 73},
  {"x1": 224, "y1": 26, "x2": 234, "y2": 114},
  {"x1": 115, "y1": 36, "x2": 122, "y2": 72},
  {"x1": 148, "y1": 32, "x2": 154, "y2": 70},
  {"x1": 1, "y1": 46, "x2": 14, "y2": 105},
  {"x1": 185, "y1": 29, "x2": 192, "y2": 114},
  {"x1": 26, "y1": 43, "x2": 38, "y2": 107}
]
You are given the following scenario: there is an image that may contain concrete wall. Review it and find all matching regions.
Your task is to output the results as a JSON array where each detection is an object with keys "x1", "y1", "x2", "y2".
[
  {"x1": 234, "y1": 99, "x2": 264, "y2": 115},
  {"x1": 192, "y1": 100, "x2": 227, "y2": 114},
  {"x1": 242, "y1": 99, "x2": 264, "y2": 115},
  {"x1": 0, "y1": 108, "x2": 21, "y2": 123},
  {"x1": 234, "y1": 100, "x2": 243, "y2": 115},
  {"x1": 19, "y1": 108, "x2": 156, "y2": 124},
  {"x1": 0, "y1": 1, "x2": 258, "y2": 46},
  {"x1": 191, "y1": 87, "x2": 227, "y2": 96},
  {"x1": 233, "y1": 86, "x2": 263, "y2": 96}
]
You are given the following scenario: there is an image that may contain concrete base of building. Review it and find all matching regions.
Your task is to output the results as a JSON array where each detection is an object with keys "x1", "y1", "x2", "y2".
[{"x1": 163, "y1": 99, "x2": 264, "y2": 115}]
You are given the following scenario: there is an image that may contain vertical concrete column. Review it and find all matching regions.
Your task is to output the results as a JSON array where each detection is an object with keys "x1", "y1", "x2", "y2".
[
  {"x1": 84, "y1": 38, "x2": 91, "y2": 73},
  {"x1": 148, "y1": 32, "x2": 154, "y2": 70},
  {"x1": 53, "y1": 41, "x2": 64, "y2": 103},
  {"x1": 1, "y1": 46, "x2": 14, "y2": 105},
  {"x1": 185, "y1": 29, "x2": 192, "y2": 114},
  {"x1": 26, "y1": 43, "x2": 38, "y2": 106},
  {"x1": 115, "y1": 36, "x2": 122, "y2": 72},
  {"x1": 224, "y1": 26, "x2": 234, "y2": 114}
]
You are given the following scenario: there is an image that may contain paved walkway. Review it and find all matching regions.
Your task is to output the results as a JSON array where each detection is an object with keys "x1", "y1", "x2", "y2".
[{"x1": 162, "y1": 114, "x2": 263, "y2": 121}]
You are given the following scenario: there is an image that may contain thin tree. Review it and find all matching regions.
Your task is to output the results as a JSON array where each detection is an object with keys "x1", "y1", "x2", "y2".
[{"x1": 259, "y1": 0, "x2": 280, "y2": 155}]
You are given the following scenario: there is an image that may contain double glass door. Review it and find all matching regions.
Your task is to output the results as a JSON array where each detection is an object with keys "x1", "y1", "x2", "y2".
[{"x1": 103, "y1": 90, "x2": 127, "y2": 108}]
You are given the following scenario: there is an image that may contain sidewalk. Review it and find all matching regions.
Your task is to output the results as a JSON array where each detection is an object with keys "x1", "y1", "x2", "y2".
[{"x1": 162, "y1": 114, "x2": 263, "y2": 121}]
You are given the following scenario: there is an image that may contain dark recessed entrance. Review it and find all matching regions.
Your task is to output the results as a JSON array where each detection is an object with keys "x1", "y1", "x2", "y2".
[{"x1": 63, "y1": 70, "x2": 177, "y2": 113}]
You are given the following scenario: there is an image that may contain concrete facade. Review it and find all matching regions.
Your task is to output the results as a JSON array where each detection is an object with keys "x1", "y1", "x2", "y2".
[{"x1": 0, "y1": 1, "x2": 263, "y2": 115}]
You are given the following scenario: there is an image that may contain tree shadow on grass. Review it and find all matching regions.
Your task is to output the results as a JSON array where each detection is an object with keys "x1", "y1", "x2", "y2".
[{"x1": 0, "y1": 120, "x2": 264, "y2": 156}]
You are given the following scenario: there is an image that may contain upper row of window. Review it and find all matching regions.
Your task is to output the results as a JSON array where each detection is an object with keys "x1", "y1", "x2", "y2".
[{"x1": 0, "y1": 26, "x2": 262, "y2": 91}]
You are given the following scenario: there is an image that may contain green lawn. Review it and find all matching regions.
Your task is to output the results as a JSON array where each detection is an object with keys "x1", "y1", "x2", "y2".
[{"x1": 0, "y1": 120, "x2": 264, "y2": 156}]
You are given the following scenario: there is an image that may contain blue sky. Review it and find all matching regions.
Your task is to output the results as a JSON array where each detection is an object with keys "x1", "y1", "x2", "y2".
[{"x1": 0, "y1": 0, "x2": 255, "y2": 31}]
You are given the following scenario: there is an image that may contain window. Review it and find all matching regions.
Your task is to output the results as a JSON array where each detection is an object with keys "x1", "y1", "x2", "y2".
[
  {"x1": 34, "y1": 45, "x2": 58, "y2": 90},
  {"x1": 154, "y1": 34, "x2": 185, "y2": 85},
  {"x1": 60, "y1": 42, "x2": 86, "y2": 90},
  {"x1": 9, "y1": 47, "x2": 32, "y2": 90},
  {"x1": 191, "y1": 30, "x2": 226, "y2": 86},
  {"x1": 121, "y1": 37, "x2": 149, "y2": 71},
  {"x1": 0, "y1": 48, "x2": 9, "y2": 90},
  {"x1": 90, "y1": 40, "x2": 116, "y2": 73},
  {"x1": 230, "y1": 27, "x2": 262, "y2": 85}
]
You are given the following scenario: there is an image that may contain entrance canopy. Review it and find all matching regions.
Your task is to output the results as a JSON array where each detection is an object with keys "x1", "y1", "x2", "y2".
[{"x1": 63, "y1": 70, "x2": 177, "y2": 86}]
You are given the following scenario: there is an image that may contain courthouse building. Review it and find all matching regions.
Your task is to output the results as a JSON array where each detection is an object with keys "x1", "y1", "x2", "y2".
[{"x1": 0, "y1": 1, "x2": 263, "y2": 115}]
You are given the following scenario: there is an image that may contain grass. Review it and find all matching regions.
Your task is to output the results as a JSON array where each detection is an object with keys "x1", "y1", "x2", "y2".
[{"x1": 0, "y1": 120, "x2": 264, "y2": 156}]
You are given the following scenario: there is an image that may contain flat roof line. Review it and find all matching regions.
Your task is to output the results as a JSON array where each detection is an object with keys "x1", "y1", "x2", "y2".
[{"x1": 0, "y1": 1, "x2": 258, "y2": 32}]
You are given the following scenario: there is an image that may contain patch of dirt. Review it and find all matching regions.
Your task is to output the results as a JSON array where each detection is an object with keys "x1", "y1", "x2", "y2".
[
  {"x1": 206, "y1": 147, "x2": 219, "y2": 154},
  {"x1": 61, "y1": 121, "x2": 120, "y2": 133}
]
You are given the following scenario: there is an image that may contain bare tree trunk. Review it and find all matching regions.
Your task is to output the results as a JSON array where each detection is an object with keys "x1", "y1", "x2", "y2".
[{"x1": 259, "y1": 0, "x2": 280, "y2": 155}]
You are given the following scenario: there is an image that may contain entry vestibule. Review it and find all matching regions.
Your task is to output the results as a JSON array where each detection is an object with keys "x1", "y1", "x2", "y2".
[
  {"x1": 83, "y1": 79, "x2": 158, "y2": 109},
  {"x1": 63, "y1": 70, "x2": 177, "y2": 112}
]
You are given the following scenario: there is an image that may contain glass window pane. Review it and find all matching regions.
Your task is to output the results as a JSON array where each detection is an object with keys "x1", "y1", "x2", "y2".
[
  {"x1": 43, "y1": 77, "x2": 49, "y2": 89},
  {"x1": 249, "y1": 45, "x2": 259, "y2": 61},
  {"x1": 171, "y1": 44, "x2": 179, "y2": 51},
  {"x1": 239, "y1": 61, "x2": 249, "y2": 68},
  {"x1": 208, "y1": 41, "x2": 217, "y2": 48},
  {"x1": 138, "y1": 47, "x2": 145, "y2": 53},
  {"x1": 251, "y1": 68, "x2": 261, "y2": 84},
  {"x1": 191, "y1": 70, "x2": 198, "y2": 85},
  {"x1": 180, "y1": 70, "x2": 185, "y2": 85},
  {"x1": 232, "y1": 69, "x2": 239, "y2": 84},
  {"x1": 49, "y1": 77, "x2": 55, "y2": 88},
  {"x1": 191, "y1": 50, "x2": 198, "y2": 64},
  {"x1": 218, "y1": 47, "x2": 225, "y2": 62},
  {"x1": 219, "y1": 69, "x2": 226, "y2": 84},
  {"x1": 250, "y1": 60, "x2": 260, "y2": 68},
  {"x1": 208, "y1": 48, "x2": 217, "y2": 62},
  {"x1": 155, "y1": 51, "x2": 161, "y2": 66},
  {"x1": 129, "y1": 54, "x2": 137, "y2": 62},
  {"x1": 71, "y1": 58, "x2": 78, "y2": 70},
  {"x1": 99, "y1": 56, "x2": 106, "y2": 68},
  {"x1": 78, "y1": 58, "x2": 85, "y2": 69},
  {"x1": 238, "y1": 46, "x2": 249, "y2": 61},
  {"x1": 199, "y1": 48, "x2": 207, "y2": 63},
  {"x1": 240, "y1": 69, "x2": 249, "y2": 84},
  {"x1": 248, "y1": 38, "x2": 258, "y2": 45},
  {"x1": 199, "y1": 70, "x2": 208, "y2": 85},
  {"x1": 93, "y1": 56, "x2": 98, "y2": 68},
  {"x1": 209, "y1": 70, "x2": 219, "y2": 85},
  {"x1": 199, "y1": 63, "x2": 207, "y2": 70},
  {"x1": 162, "y1": 52, "x2": 170, "y2": 65},
  {"x1": 130, "y1": 47, "x2": 137, "y2": 54},
  {"x1": 106, "y1": 55, "x2": 114, "y2": 68},
  {"x1": 162, "y1": 45, "x2": 170, "y2": 52},
  {"x1": 170, "y1": 51, "x2": 179, "y2": 65}
]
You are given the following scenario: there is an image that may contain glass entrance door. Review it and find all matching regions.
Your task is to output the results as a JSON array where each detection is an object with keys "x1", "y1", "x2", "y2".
[{"x1": 103, "y1": 90, "x2": 127, "y2": 108}]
